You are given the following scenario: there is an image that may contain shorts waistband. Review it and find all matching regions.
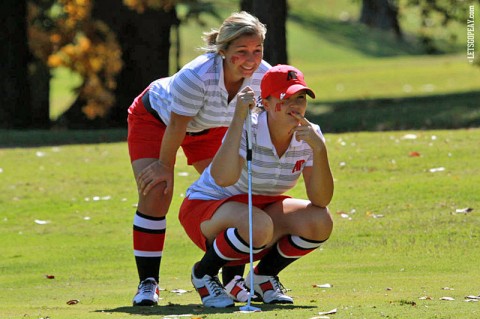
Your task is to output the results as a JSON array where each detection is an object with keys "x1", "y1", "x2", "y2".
[
  {"x1": 141, "y1": 90, "x2": 164, "y2": 124},
  {"x1": 141, "y1": 90, "x2": 210, "y2": 137}
]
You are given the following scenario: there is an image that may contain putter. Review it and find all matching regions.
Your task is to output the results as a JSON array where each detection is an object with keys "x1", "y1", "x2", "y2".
[{"x1": 239, "y1": 107, "x2": 261, "y2": 313}]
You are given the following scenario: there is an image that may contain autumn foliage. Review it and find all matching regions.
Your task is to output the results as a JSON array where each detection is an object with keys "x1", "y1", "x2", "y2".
[{"x1": 27, "y1": 0, "x2": 176, "y2": 120}]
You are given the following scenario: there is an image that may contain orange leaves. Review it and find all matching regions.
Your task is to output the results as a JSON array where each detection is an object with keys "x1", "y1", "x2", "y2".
[
  {"x1": 47, "y1": 54, "x2": 63, "y2": 68},
  {"x1": 60, "y1": 0, "x2": 93, "y2": 25},
  {"x1": 28, "y1": 0, "x2": 123, "y2": 120},
  {"x1": 123, "y1": 0, "x2": 176, "y2": 13}
]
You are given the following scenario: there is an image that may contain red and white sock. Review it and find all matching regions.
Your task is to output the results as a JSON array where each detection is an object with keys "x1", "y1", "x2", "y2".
[{"x1": 133, "y1": 211, "x2": 166, "y2": 282}]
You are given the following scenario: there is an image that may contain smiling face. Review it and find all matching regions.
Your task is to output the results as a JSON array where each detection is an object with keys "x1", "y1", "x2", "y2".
[
  {"x1": 264, "y1": 90, "x2": 308, "y2": 128},
  {"x1": 221, "y1": 33, "x2": 264, "y2": 82}
]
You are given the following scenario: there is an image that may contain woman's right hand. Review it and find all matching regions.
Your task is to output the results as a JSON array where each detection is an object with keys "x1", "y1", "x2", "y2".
[{"x1": 136, "y1": 160, "x2": 174, "y2": 196}]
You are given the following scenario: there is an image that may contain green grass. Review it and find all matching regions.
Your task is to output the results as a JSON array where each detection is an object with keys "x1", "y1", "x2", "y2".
[{"x1": 1, "y1": 129, "x2": 479, "y2": 318}]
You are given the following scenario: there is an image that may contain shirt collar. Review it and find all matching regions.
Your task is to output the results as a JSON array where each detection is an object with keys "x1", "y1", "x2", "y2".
[{"x1": 217, "y1": 55, "x2": 226, "y2": 91}]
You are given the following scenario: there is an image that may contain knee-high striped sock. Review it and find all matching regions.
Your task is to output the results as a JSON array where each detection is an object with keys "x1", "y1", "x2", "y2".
[
  {"x1": 195, "y1": 228, "x2": 264, "y2": 278},
  {"x1": 256, "y1": 235, "x2": 325, "y2": 276},
  {"x1": 133, "y1": 211, "x2": 166, "y2": 282}
]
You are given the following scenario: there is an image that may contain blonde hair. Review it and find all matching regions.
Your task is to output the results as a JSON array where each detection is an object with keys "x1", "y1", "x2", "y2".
[{"x1": 201, "y1": 11, "x2": 267, "y2": 53}]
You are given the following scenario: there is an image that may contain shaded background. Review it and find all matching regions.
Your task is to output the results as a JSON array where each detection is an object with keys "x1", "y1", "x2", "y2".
[{"x1": 1, "y1": 0, "x2": 479, "y2": 136}]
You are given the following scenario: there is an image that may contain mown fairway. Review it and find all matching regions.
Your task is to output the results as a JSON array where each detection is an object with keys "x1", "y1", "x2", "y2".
[{"x1": 1, "y1": 128, "x2": 479, "y2": 319}]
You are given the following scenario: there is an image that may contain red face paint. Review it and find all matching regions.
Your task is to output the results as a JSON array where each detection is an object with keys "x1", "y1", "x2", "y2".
[
  {"x1": 275, "y1": 102, "x2": 283, "y2": 112},
  {"x1": 230, "y1": 55, "x2": 240, "y2": 64}
]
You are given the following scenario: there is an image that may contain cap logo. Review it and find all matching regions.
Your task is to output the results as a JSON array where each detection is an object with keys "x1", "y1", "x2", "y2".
[{"x1": 287, "y1": 70, "x2": 298, "y2": 81}]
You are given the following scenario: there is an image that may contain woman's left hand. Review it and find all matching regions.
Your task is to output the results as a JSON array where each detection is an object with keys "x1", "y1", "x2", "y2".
[{"x1": 290, "y1": 112, "x2": 326, "y2": 153}]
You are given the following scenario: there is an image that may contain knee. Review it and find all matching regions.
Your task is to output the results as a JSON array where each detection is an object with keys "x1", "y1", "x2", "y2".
[
  {"x1": 138, "y1": 184, "x2": 171, "y2": 217},
  {"x1": 251, "y1": 213, "x2": 274, "y2": 248},
  {"x1": 308, "y1": 206, "x2": 333, "y2": 242}
]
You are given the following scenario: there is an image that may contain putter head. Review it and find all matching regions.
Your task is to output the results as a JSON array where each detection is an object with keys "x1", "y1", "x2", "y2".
[{"x1": 239, "y1": 304, "x2": 261, "y2": 312}]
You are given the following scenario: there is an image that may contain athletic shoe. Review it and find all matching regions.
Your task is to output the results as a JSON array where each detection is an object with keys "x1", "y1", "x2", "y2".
[
  {"x1": 224, "y1": 275, "x2": 250, "y2": 302},
  {"x1": 191, "y1": 265, "x2": 235, "y2": 308},
  {"x1": 245, "y1": 272, "x2": 293, "y2": 304},
  {"x1": 132, "y1": 277, "x2": 159, "y2": 306}
]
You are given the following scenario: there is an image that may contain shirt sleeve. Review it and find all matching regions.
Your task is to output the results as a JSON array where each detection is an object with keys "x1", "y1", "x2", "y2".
[{"x1": 170, "y1": 68, "x2": 205, "y2": 117}]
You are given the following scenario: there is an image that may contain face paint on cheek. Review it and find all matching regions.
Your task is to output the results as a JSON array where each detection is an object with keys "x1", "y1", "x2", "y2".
[
  {"x1": 230, "y1": 55, "x2": 240, "y2": 64},
  {"x1": 275, "y1": 102, "x2": 283, "y2": 112}
]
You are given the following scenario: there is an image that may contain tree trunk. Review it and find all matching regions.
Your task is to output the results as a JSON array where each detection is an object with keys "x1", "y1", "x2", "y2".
[
  {"x1": 0, "y1": 0, "x2": 32, "y2": 129},
  {"x1": 58, "y1": 1, "x2": 179, "y2": 128},
  {"x1": 28, "y1": 59, "x2": 51, "y2": 129},
  {"x1": 360, "y1": 0, "x2": 402, "y2": 39},
  {"x1": 241, "y1": 0, "x2": 288, "y2": 65}
]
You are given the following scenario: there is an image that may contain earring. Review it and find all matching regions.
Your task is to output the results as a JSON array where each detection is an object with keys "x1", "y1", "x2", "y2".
[{"x1": 221, "y1": 55, "x2": 225, "y2": 60}]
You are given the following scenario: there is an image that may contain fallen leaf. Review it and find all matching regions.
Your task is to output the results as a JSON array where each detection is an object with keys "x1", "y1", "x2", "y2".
[
  {"x1": 440, "y1": 297, "x2": 455, "y2": 301},
  {"x1": 419, "y1": 296, "x2": 433, "y2": 300},
  {"x1": 409, "y1": 151, "x2": 421, "y2": 157},
  {"x1": 366, "y1": 211, "x2": 384, "y2": 218},
  {"x1": 34, "y1": 219, "x2": 50, "y2": 225},
  {"x1": 313, "y1": 283, "x2": 333, "y2": 288},
  {"x1": 401, "y1": 134, "x2": 417, "y2": 140},
  {"x1": 318, "y1": 308, "x2": 337, "y2": 315},
  {"x1": 465, "y1": 295, "x2": 480, "y2": 300},
  {"x1": 170, "y1": 289, "x2": 191, "y2": 295},
  {"x1": 87, "y1": 195, "x2": 112, "y2": 201},
  {"x1": 336, "y1": 211, "x2": 351, "y2": 219},
  {"x1": 399, "y1": 300, "x2": 416, "y2": 306},
  {"x1": 45, "y1": 275, "x2": 55, "y2": 279},
  {"x1": 453, "y1": 207, "x2": 473, "y2": 214},
  {"x1": 66, "y1": 299, "x2": 80, "y2": 305}
]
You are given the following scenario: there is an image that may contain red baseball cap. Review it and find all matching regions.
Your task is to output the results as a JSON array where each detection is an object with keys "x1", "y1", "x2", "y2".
[{"x1": 261, "y1": 64, "x2": 315, "y2": 100}]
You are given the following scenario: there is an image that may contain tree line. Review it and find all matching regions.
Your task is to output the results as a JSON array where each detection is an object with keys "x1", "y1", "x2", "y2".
[{"x1": 1, "y1": 0, "x2": 476, "y2": 129}]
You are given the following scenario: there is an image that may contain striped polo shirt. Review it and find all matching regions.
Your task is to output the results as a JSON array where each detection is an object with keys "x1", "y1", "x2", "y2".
[
  {"x1": 146, "y1": 53, "x2": 271, "y2": 133},
  {"x1": 186, "y1": 111, "x2": 325, "y2": 200}
]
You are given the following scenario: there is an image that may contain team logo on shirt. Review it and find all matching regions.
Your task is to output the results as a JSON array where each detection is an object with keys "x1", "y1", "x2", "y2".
[{"x1": 291, "y1": 159, "x2": 305, "y2": 173}]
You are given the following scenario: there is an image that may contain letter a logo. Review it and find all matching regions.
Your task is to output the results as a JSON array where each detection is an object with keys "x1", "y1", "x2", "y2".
[
  {"x1": 287, "y1": 71, "x2": 297, "y2": 81},
  {"x1": 291, "y1": 159, "x2": 305, "y2": 173}
]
